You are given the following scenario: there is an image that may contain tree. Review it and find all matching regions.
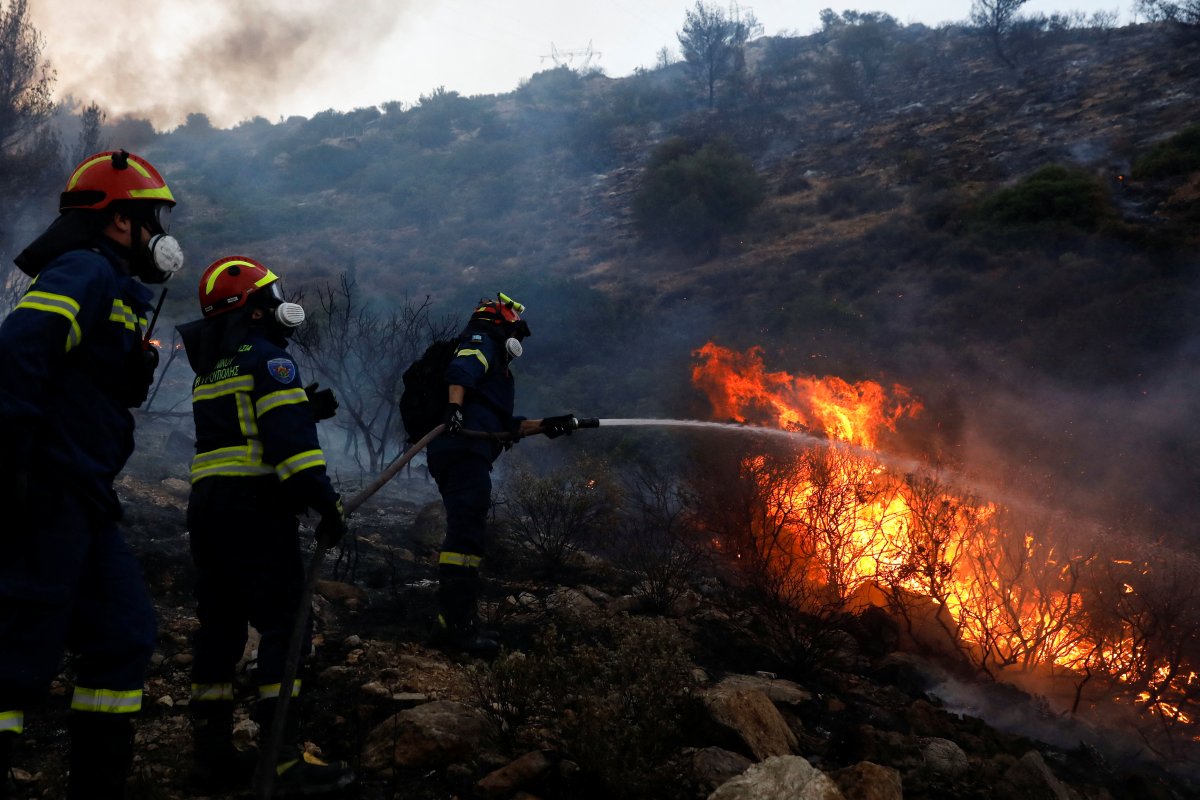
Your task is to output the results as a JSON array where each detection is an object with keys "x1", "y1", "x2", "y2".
[
  {"x1": 970, "y1": 0, "x2": 1031, "y2": 67},
  {"x1": 677, "y1": 1, "x2": 759, "y2": 108},
  {"x1": 632, "y1": 137, "x2": 764, "y2": 255},
  {"x1": 0, "y1": 0, "x2": 59, "y2": 258},
  {"x1": 1137, "y1": 0, "x2": 1200, "y2": 26},
  {"x1": 70, "y1": 102, "x2": 106, "y2": 166},
  {"x1": 292, "y1": 275, "x2": 457, "y2": 473},
  {"x1": 817, "y1": 10, "x2": 900, "y2": 104}
]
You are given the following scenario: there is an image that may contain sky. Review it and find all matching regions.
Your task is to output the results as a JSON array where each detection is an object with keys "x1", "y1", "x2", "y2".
[{"x1": 27, "y1": 0, "x2": 1130, "y2": 130}]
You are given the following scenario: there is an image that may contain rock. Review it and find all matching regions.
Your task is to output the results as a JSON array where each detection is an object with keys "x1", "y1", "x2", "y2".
[
  {"x1": 545, "y1": 587, "x2": 598, "y2": 614},
  {"x1": 155, "y1": 694, "x2": 175, "y2": 707},
  {"x1": 360, "y1": 681, "x2": 392, "y2": 698},
  {"x1": 577, "y1": 584, "x2": 612, "y2": 604},
  {"x1": 316, "y1": 579, "x2": 367, "y2": 603},
  {"x1": 409, "y1": 501, "x2": 446, "y2": 553},
  {"x1": 159, "y1": 477, "x2": 189, "y2": 495},
  {"x1": 691, "y1": 747, "x2": 754, "y2": 795},
  {"x1": 343, "y1": 634, "x2": 363, "y2": 648},
  {"x1": 709, "y1": 755, "x2": 844, "y2": 800},
  {"x1": 702, "y1": 686, "x2": 798, "y2": 760},
  {"x1": 1002, "y1": 750, "x2": 1072, "y2": 800},
  {"x1": 476, "y1": 750, "x2": 553, "y2": 798},
  {"x1": 715, "y1": 674, "x2": 813, "y2": 707},
  {"x1": 920, "y1": 737, "x2": 969, "y2": 777},
  {"x1": 830, "y1": 761, "x2": 903, "y2": 800},
  {"x1": 362, "y1": 700, "x2": 493, "y2": 770},
  {"x1": 906, "y1": 698, "x2": 959, "y2": 739}
]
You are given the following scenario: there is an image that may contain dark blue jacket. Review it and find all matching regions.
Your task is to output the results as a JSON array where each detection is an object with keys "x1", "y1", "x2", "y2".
[
  {"x1": 0, "y1": 242, "x2": 154, "y2": 517},
  {"x1": 427, "y1": 324, "x2": 525, "y2": 462},
  {"x1": 188, "y1": 329, "x2": 339, "y2": 516}
]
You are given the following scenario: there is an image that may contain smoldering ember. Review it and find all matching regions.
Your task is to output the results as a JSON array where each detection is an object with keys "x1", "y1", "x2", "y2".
[{"x1": 3, "y1": 2, "x2": 1200, "y2": 799}]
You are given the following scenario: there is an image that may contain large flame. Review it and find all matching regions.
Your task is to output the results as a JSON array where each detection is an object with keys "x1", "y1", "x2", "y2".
[{"x1": 692, "y1": 343, "x2": 1199, "y2": 737}]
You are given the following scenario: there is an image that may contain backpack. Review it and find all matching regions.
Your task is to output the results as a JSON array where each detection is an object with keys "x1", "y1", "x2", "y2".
[{"x1": 399, "y1": 338, "x2": 460, "y2": 444}]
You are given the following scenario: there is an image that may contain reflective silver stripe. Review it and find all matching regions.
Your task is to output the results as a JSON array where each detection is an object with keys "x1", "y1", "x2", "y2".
[
  {"x1": 192, "y1": 374, "x2": 255, "y2": 401},
  {"x1": 191, "y1": 683, "x2": 235, "y2": 702},
  {"x1": 256, "y1": 387, "x2": 307, "y2": 417},
  {"x1": 70, "y1": 687, "x2": 142, "y2": 714},
  {"x1": 439, "y1": 551, "x2": 483, "y2": 568},
  {"x1": 0, "y1": 710, "x2": 23, "y2": 733},
  {"x1": 456, "y1": 348, "x2": 488, "y2": 370},
  {"x1": 236, "y1": 391, "x2": 259, "y2": 438},
  {"x1": 109, "y1": 299, "x2": 139, "y2": 331},
  {"x1": 258, "y1": 681, "x2": 301, "y2": 700},
  {"x1": 17, "y1": 290, "x2": 83, "y2": 352},
  {"x1": 276, "y1": 449, "x2": 326, "y2": 481}
]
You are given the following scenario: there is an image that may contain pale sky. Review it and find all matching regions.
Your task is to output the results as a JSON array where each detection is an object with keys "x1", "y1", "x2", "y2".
[{"x1": 27, "y1": 0, "x2": 1129, "y2": 130}]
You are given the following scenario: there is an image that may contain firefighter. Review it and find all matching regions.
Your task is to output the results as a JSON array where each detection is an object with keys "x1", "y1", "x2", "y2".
[
  {"x1": 176, "y1": 256, "x2": 352, "y2": 795},
  {"x1": 427, "y1": 293, "x2": 576, "y2": 656},
  {"x1": 0, "y1": 150, "x2": 183, "y2": 799}
]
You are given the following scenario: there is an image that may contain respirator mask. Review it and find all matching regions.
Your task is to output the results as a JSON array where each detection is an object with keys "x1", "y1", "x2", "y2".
[
  {"x1": 132, "y1": 203, "x2": 184, "y2": 284},
  {"x1": 263, "y1": 280, "x2": 306, "y2": 329},
  {"x1": 504, "y1": 319, "x2": 531, "y2": 360}
]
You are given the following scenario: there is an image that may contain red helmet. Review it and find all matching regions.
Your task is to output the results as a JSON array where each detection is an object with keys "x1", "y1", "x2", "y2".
[
  {"x1": 472, "y1": 292, "x2": 525, "y2": 325},
  {"x1": 60, "y1": 150, "x2": 175, "y2": 212},
  {"x1": 198, "y1": 256, "x2": 281, "y2": 318}
]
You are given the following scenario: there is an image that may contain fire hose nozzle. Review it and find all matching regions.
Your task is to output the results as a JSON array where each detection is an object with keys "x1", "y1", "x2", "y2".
[{"x1": 574, "y1": 417, "x2": 600, "y2": 429}]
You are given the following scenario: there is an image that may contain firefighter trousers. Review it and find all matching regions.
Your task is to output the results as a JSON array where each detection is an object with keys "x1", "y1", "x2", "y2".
[
  {"x1": 428, "y1": 450, "x2": 493, "y2": 562},
  {"x1": 186, "y1": 477, "x2": 308, "y2": 702},
  {"x1": 0, "y1": 480, "x2": 156, "y2": 730}
]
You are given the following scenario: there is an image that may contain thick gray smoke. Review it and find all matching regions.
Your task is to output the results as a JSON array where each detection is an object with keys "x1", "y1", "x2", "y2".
[{"x1": 28, "y1": 0, "x2": 411, "y2": 129}]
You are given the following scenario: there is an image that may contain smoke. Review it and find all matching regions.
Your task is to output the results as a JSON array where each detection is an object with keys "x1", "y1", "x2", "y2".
[{"x1": 28, "y1": 0, "x2": 414, "y2": 129}]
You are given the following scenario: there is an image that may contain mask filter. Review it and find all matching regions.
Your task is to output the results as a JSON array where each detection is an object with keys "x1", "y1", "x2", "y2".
[
  {"x1": 505, "y1": 337, "x2": 523, "y2": 359},
  {"x1": 139, "y1": 234, "x2": 184, "y2": 284},
  {"x1": 275, "y1": 302, "x2": 306, "y2": 328}
]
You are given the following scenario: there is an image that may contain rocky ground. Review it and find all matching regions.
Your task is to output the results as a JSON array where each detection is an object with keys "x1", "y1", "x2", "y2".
[{"x1": 6, "y1": 430, "x2": 1200, "y2": 799}]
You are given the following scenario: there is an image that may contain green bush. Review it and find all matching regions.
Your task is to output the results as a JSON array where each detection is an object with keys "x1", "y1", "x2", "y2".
[
  {"x1": 1132, "y1": 125, "x2": 1200, "y2": 179},
  {"x1": 972, "y1": 165, "x2": 1114, "y2": 232},
  {"x1": 632, "y1": 137, "x2": 765, "y2": 254},
  {"x1": 477, "y1": 613, "x2": 695, "y2": 799}
]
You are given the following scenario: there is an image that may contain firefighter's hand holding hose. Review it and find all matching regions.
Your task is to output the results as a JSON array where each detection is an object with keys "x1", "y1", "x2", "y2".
[
  {"x1": 539, "y1": 414, "x2": 579, "y2": 439},
  {"x1": 315, "y1": 496, "x2": 347, "y2": 547}
]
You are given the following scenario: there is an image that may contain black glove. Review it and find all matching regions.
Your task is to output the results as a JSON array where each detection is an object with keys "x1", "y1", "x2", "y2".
[
  {"x1": 540, "y1": 414, "x2": 577, "y2": 439},
  {"x1": 305, "y1": 382, "x2": 338, "y2": 422},
  {"x1": 444, "y1": 403, "x2": 464, "y2": 436},
  {"x1": 315, "y1": 496, "x2": 347, "y2": 548}
]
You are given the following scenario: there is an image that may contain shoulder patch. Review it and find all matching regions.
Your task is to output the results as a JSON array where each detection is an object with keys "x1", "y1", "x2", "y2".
[
  {"x1": 266, "y1": 358, "x2": 297, "y2": 384},
  {"x1": 470, "y1": 334, "x2": 483, "y2": 342}
]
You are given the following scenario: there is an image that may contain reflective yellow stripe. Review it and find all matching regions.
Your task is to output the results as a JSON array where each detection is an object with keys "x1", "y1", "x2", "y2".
[
  {"x1": 457, "y1": 348, "x2": 488, "y2": 370},
  {"x1": 17, "y1": 290, "x2": 83, "y2": 352},
  {"x1": 439, "y1": 551, "x2": 483, "y2": 568},
  {"x1": 127, "y1": 186, "x2": 174, "y2": 201},
  {"x1": 256, "y1": 387, "x2": 308, "y2": 417},
  {"x1": 276, "y1": 449, "x2": 326, "y2": 481},
  {"x1": 70, "y1": 687, "x2": 142, "y2": 714},
  {"x1": 204, "y1": 261, "x2": 277, "y2": 295},
  {"x1": 236, "y1": 391, "x2": 258, "y2": 438},
  {"x1": 65, "y1": 155, "x2": 112, "y2": 190},
  {"x1": 192, "y1": 374, "x2": 255, "y2": 401},
  {"x1": 191, "y1": 683, "x2": 235, "y2": 702},
  {"x1": 258, "y1": 681, "x2": 301, "y2": 700},
  {"x1": 190, "y1": 441, "x2": 274, "y2": 483},
  {"x1": 109, "y1": 299, "x2": 140, "y2": 331},
  {"x1": 0, "y1": 710, "x2": 23, "y2": 733}
]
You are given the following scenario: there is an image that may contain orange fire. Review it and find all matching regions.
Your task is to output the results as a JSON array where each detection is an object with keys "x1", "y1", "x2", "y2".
[
  {"x1": 692, "y1": 343, "x2": 1198, "y2": 736},
  {"x1": 692, "y1": 343, "x2": 922, "y2": 448}
]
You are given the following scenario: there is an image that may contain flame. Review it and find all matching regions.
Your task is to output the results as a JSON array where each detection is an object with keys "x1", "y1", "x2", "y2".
[
  {"x1": 692, "y1": 343, "x2": 922, "y2": 448},
  {"x1": 692, "y1": 343, "x2": 1198, "y2": 734}
]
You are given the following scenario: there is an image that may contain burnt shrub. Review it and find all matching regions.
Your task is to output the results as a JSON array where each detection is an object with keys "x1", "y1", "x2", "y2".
[
  {"x1": 816, "y1": 176, "x2": 902, "y2": 218},
  {"x1": 1132, "y1": 124, "x2": 1200, "y2": 180},
  {"x1": 971, "y1": 165, "x2": 1115, "y2": 233},
  {"x1": 632, "y1": 137, "x2": 765, "y2": 254},
  {"x1": 476, "y1": 613, "x2": 695, "y2": 800}
]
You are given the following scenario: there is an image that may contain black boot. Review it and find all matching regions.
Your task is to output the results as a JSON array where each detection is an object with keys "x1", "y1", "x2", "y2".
[
  {"x1": 431, "y1": 564, "x2": 500, "y2": 657},
  {"x1": 189, "y1": 700, "x2": 256, "y2": 793},
  {"x1": 67, "y1": 712, "x2": 134, "y2": 800},
  {"x1": 253, "y1": 698, "x2": 353, "y2": 796},
  {"x1": 0, "y1": 731, "x2": 14, "y2": 800}
]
